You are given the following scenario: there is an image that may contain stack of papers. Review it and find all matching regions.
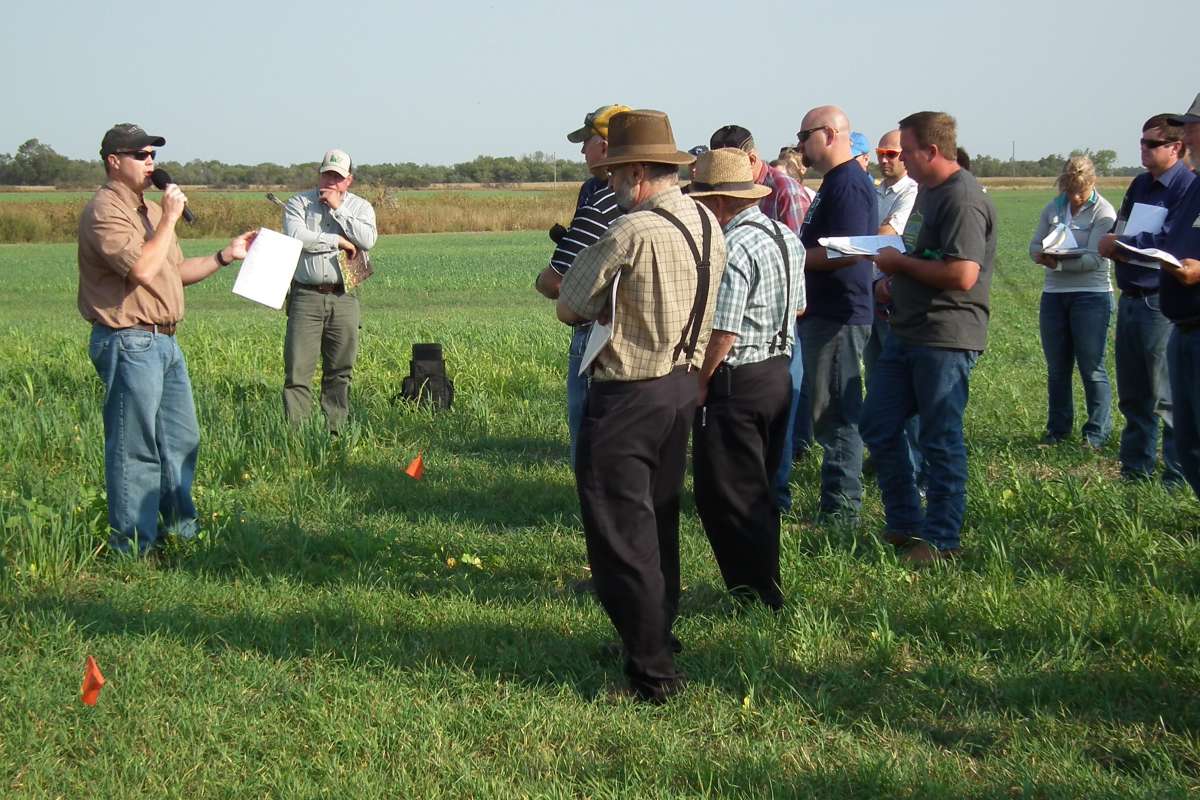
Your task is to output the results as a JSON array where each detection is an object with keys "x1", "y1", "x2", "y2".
[
  {"x1": 818, "y1": 235, "x2": 905, "y2": 259},
  {"x1": 1040, "y1": 224, "x2": 1086, "y2": 256},
  {"x1": 232, "y1": 228, "x2": 303, "y2": 309},
  {"x1": 1123, "y1": 203, "x2": 1168, "y2": 238},
  {"x1": 1115, "y1": 240, "x2": 1182, "y2": 268}
]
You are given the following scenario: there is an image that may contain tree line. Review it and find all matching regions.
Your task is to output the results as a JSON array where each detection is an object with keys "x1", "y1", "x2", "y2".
[{"x1": 0, "y1": 138, "x2": 1141, "y2": 189}]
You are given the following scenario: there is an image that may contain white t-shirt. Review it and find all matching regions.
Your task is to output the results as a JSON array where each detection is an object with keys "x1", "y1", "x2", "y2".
[{"x1": 877, "y1": 174, "x2": 918, "y2": 234}]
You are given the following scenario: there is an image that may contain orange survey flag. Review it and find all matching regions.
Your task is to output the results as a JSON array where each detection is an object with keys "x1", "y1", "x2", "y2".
[
  {"x1": 80, "y1": 655, "x2": 106, "y2": 706},
  {"x1": 405, "y1": 452, "x2": 425, "y2": 480}
]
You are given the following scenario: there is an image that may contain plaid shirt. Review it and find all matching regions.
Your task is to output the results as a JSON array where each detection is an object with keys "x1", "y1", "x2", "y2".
[
  {"x1": 560, "y1": 186, "x2": 727, "y2": 382},
  {"x1": 758, "y1": 164, "x2": 807, "y2": 235},
  {"x1": 713, "y1": 206, "x2": 807, "y2": 367}
]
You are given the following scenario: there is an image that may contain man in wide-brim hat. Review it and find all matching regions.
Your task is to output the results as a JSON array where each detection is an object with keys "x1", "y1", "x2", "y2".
[
  {"x1": 689, "y1": 148, "x2": 807, "y2": 611},
  {"x1": 556, "y1": 109, "x2": 727, "y2": 703}
]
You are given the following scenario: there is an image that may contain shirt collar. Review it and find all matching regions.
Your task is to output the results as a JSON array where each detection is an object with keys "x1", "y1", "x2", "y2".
[
  {"x1": 103, "y1": 179, "x2": 145, "y2": 211},
  {"x1": 633, "y1": 185, "x2": 684, "y2": 213},
  {"x1": 724, "y1": 204, "x2": 765, "y2": 234},
  {"x1": 1155, "y1": 159, "x2": 1193, "y2": 190}
]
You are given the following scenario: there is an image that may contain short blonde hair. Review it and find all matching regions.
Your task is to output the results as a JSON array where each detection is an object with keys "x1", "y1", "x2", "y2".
[
  {"x1": 774, "y1": 148, "x2": 807, "y2": 182},
  {"x1": 1058, "y1": 155, "x2": 1096, "y2": 196}
]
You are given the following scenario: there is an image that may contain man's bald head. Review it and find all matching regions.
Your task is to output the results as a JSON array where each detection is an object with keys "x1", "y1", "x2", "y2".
[{"x1": 798, "y1": 105, "x2": 852, "y2": 172}]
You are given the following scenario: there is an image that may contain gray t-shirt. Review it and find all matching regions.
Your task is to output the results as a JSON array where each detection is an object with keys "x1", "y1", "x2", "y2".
[{"x1": 891, "y1": 169, "x2": 997, "y2": 351}]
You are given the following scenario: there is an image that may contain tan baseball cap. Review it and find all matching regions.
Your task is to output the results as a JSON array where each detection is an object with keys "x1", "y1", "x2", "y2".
[{"x1": 320, "y1": 148, "x2": 353, "y2": 177}]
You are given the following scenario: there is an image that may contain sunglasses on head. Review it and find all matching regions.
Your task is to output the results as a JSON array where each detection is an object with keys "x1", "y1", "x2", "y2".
[
  {"x1": 117, "y1": 149, "x2": 156, "y2": 160},
  {"x1": 876, "y1": 148, "x2": 901, "y2": 159},
  {"x1": 1140, "y1": 138, "x2": 1178, "y2": 150}
]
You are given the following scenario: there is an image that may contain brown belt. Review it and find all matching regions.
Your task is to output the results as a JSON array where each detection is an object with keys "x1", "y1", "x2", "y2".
[
  {"x1": 129, "y1": 322, "x2": 177, "y2": 336},
  {"x1": 292, "y1": 280, "x2": 343, "y2": 295}
]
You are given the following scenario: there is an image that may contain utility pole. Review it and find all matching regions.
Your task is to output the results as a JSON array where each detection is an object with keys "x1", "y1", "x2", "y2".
[{"x1": 1011, "y1": 140, "x2": 1016, "y2": 178}]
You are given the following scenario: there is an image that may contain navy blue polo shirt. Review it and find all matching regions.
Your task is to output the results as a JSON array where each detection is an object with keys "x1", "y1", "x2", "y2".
[
  {"x1": 1115, "y1": 160, "x2": 1196, "y2": 292},
  {"x1": 800, "y1": 159, "x2": 880, "y2": 325},
  {"x1": 1160, "y1": 177, "x2": 1200, "y2": 324}
]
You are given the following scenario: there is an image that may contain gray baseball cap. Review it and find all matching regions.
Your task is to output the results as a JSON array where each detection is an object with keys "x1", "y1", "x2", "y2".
[
  {"x1": 1169, "y1": 92, "x2": 1200, "y2": 125},
  {"x1": 100, "y1": 123, "x2": 165, "y2": 158}
]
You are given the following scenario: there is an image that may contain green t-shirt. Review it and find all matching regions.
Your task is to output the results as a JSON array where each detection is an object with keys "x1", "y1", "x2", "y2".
[{"x1": 890, "y1": 169, "x2": 997, "y2": 351}]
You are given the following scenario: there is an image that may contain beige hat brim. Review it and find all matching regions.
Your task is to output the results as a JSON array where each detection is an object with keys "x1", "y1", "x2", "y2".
[{"x1": 685, "y1": 181, "x2": 771, "y2": 200}]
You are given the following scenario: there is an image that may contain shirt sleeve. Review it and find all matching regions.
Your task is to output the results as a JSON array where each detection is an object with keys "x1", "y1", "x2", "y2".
[
  {"x1": 559, "y1": 220, "x2": 633, "y2": 320},
  {"x1": 790, "y1": 237, "x2": 807, "y2": 314},
  {"x1": 1029, "y1": 201, "x2": 1054, "y2": 261},
  {"x1": 283, "y1": 195, "x2": 341, "y2": 253},
  {"x1": 775, "y1": 183, "x2": 804, "y2": 235},
  {"x1": 938, "y1": 191, "x2": 990, "y2": 265},
  {"x1": 331, "y1": 196, "x2": 378, "y2": 251},
  {"x1": 87, "y1": 202, "x2": 145, "y2": 277}
]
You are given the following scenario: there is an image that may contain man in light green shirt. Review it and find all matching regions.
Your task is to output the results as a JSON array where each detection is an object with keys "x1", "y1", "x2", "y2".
[{"x1": 282, "y1": 149, "x2": 377, "y2": 431}]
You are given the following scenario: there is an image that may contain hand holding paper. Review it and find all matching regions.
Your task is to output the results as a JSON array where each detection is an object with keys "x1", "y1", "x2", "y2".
[{"x1": 819, "y1": 235, "x2": 905, "y2": 258}]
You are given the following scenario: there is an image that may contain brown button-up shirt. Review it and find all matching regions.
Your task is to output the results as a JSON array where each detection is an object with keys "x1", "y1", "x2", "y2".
[
  {"x1": 560, "y1": 186, "x2": 727, "y2": 382},
  {"x1": 77, "y1": 180, "x2": 185, "y2": 327}
]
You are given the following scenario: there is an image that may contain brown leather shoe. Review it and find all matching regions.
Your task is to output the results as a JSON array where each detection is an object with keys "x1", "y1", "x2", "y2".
[
  {"x1": 881, "y1": 529, "x2": 918, "y2": 547},
  {"x1": 899, "y1": 540, "x2": 962, "y2": 566}
]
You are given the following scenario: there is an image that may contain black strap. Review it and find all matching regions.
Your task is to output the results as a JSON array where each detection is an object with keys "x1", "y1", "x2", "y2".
[
  {"x1": 736, "y1": 219, "x2": 793, "y2": 354},
  {"x1": 650, "y1": 203, "x2": 712, "y2": 364}
]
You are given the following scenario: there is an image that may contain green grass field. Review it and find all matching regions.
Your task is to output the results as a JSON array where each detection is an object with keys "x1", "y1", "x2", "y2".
[{"x1": 1, "y1": 190, "x2": 1198, "y2": 798}]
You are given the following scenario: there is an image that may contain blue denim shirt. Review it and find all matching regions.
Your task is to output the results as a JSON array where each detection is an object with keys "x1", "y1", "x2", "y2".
[{"x1": 1115, "y1": 161, "x2": 1196, "y2": 292}]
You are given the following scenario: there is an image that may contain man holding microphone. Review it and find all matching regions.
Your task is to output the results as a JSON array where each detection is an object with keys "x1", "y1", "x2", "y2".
[{"x1": 78, "y1": 123, "x2": 256, "y2": 556}]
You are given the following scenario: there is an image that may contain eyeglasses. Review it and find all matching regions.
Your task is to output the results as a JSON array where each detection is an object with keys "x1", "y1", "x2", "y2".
[
  {"x1": 797, "y1": 125, "x2": 834, "y2": 144},
  {"x1": 1140, "y1": 138, "x2": 1179, "y2": 150},
  {"x1": 876, "y1": 148, "x2": 901, "y2": 159},
  {"x1": 117, "y1": 150, "x2": 156, "y2": 160}
]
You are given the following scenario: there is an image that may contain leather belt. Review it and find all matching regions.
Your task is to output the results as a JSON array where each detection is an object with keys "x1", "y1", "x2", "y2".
[
  {"x1": 292, "y1": 280, "x2": 343, "y2": 295},
  {"x1": 1122, "y1": 286, "x2": 1158, "y2": 299},
  {"x1": 129, "y1": 322, "x2": 176, "y2": 336}
]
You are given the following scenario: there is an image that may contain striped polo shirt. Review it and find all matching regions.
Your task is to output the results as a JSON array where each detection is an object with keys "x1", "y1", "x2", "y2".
[{"x1": 549, "y1": 182, "x2": 622, "y2": 276}]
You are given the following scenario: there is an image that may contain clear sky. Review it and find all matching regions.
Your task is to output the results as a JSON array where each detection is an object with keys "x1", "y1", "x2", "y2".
[{"x1": 3, "y1": 0, "x2": 1193, "y2": 168}]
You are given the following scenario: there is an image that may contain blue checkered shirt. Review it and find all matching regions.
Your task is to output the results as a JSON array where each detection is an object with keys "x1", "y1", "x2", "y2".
[{"x1": 712, "y1": 206, "x2": 807, "y2": 367}]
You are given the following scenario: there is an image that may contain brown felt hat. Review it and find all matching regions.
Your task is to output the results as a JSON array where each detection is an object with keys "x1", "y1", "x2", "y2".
[
  {"x1": 686, "y1": 148, "x2": 771, "y2": 200},
  {"x1": 592, "y1": 110, "x2": 695, "y2": 169}
]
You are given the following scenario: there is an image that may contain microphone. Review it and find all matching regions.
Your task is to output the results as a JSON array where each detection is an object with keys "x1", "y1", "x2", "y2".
[{"x1": 150, "y1": 168, "x2": 195, "y2": 224}]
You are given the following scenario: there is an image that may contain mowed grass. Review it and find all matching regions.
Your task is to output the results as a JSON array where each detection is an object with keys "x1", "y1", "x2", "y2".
[{"x1": 2, "y1": 190, "x2": 1199, "y2": 798}]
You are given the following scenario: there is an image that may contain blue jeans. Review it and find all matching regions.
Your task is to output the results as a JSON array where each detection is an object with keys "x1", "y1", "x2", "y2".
[
  {"x1": 861, "y1": 337, "x2": 979, "y2": 551},
  {"x1": 1115, "y1": 292, "x2": 1181, "y2": 483},
  {"x1": 1168, "y1": 326, "x2": 1200, "y2": 499},
  {"x1": 864, "y1": 315, "x2": 924, "y2": 485},
  {"x1": 772, "y1": 328, "x2": 803, "y2": 511},
  {"x1": 1039, "y1": 291, "x2": 1113, "y2": 446},
  {"x1": 567, "y1": 324, "x2": 591, "y2": 470},
  {"x1": 798, "y1": 317, "x2": 871, "y2": 515},
  {"x1": 88, "y1": 324, "x2": 200, "y2": 555}
]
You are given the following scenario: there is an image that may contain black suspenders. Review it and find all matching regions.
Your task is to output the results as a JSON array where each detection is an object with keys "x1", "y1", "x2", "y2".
[
  {"x1": 736, "y1": 219, "x2": 793, "y2": 355},
  {"x1": 649, "y1": 203, "x2": 713, "y2": 364}
]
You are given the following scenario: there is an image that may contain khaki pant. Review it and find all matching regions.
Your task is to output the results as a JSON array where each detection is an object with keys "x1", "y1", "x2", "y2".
[{"x1": 283, "y1": 286, "x2": 360, "y2": 430}]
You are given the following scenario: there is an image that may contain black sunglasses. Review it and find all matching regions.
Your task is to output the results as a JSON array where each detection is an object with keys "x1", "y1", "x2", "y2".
[
  {"x1": 117, "y1": 149, "x2": 156, "y2": 160},
  {"x1": 1140, "y1": 138, "x2": 1178, "y2": 150},
  {"x1": 797, "y1": 126, "x2": 831, "y2": 144}
]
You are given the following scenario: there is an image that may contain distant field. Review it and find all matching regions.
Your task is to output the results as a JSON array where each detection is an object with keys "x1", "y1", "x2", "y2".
[{"x1": 1, "y1": 191, "x2": 1198, "y2": 797}]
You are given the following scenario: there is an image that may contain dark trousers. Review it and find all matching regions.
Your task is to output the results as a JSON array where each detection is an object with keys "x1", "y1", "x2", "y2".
[
  {"x1": 576, "y1": 367, "x2": 697, "y2": 701},
  {"x1": 694, "y1": 356, "x2": 791, "y2": 609}
]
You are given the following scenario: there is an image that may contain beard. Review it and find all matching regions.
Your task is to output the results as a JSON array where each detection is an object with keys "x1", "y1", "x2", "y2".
[{"x1": 613, "y1": 180, "x2": 638, "y2": 211}]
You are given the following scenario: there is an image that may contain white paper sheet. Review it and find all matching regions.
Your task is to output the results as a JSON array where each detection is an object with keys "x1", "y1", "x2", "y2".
[
  {"x1": 818, "y1": 235, "x2": 905, "y2": 258},
  {"x1": 1114, "y1": 240, "x2": 1182, "y2": 268},
  {"x1": 231, "y1": 228, "x2": 303, "y2": 310},
  {"x1": 1123, "y1": 203, "x2": 1168, "y2": 239},
  {"x1": 1041, "y1": 223, "x2": 1080, "y2": 254},
  {"x1": 579, "y1": 273, "x2": 621, "y2": 376}
]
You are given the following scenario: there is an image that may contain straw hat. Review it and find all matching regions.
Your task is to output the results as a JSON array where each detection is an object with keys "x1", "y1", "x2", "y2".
[
  {"x1": 685, "y1": 148, "x2": 771, "y2": 199},
  {"x1": 592, "y1": 110, "x2": 695, "y2": 169}
]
